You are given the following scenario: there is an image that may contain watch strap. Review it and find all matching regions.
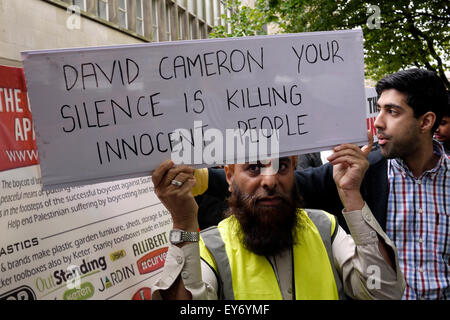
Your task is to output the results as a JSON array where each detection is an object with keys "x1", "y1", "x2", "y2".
[{"x1": 181, "y1": 231, "x2": 199, "y2": 242}]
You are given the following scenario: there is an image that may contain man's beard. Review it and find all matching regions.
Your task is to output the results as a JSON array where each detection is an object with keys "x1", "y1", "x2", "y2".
[
  {"x1": 378, "y1": 127, "x2": 420, "y2": 159},
  {"x1": 226, "y1": 181, "x2": 303, "y2": 257}
]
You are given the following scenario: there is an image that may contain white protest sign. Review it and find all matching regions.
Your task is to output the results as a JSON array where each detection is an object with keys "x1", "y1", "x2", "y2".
[
  {"x1": 322, "y1": 87, "x2": 379, "y2": 163},
  {"x1": 22, "y1": 29, "x2": 367, "y2": 188}
]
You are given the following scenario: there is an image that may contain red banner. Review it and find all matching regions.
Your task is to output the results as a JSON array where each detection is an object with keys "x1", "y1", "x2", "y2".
[{"x1": 0, "y1": 65, "x2": 39, "y2": 171}]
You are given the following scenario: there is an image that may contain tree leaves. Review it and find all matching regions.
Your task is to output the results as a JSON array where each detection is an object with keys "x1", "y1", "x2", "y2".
[{"x1": 210, "y1": 0, "x2": 449, "y2": 88}]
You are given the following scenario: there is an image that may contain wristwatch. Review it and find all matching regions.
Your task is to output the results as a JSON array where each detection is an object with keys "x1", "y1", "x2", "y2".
[{"x1": 169, "y1": 229, "x2": 199, "y2": 244}]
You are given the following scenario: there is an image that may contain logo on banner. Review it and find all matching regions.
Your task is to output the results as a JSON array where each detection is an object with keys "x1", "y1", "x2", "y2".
[
  {"x1": 132, "y1": 287, "x2": 151, "y2": 300},
  {"x1": 110, "y1": 249, "x2": 126, "y2": 262},
  {"x1": 0, "y1": 285, "x2": 36, "y2": 300},
  {"x1": 136, "y1": 247, "x2": 168, "y2": 274},
  {"x1": 132, "y1": 232, "x2": 168, "y2": 257},
  {"x1": 63, "y1": 282, "x2": 94, "y2": 300},
  {"x1": 0, "y1": 65, "x2": 39, "y2": 172},
  {"x1": 98, "y1": 264, "x2": 136, "y2": 292}
]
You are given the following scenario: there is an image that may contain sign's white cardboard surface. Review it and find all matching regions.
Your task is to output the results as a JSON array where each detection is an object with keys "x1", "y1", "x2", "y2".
[{"x1": 22, "y1": 30, "x2": 367, "y2": 188}]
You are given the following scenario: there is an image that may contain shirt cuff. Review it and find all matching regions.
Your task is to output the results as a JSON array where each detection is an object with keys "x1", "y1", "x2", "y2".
[
  {"x1": 342, "y1": 203, "x2": 379, "y2": 245},
  {"x1": 151, "y1": 243, "x2": 202, "y2": 299},
  {"x1": 178, "y1": 243, "x2": 203, "y2": 287}
]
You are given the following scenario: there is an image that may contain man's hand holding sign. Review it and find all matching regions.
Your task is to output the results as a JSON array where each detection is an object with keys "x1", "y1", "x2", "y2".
[{"x1": 152, "y1": 161, "x2": 198, "y2": 234}]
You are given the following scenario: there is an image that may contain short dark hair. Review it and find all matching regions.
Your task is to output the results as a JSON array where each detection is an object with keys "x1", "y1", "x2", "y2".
[{"x1": 376, "y1": 69, "x2": 447, "y2": 133}]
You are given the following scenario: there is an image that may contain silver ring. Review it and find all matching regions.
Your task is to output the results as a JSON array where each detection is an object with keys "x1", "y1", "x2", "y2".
[{"x1": 171, "y1": 179, "x2": 183, "y2": 187}]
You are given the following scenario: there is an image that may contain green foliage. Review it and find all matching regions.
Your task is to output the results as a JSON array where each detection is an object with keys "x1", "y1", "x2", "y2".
[
  {"x1": 211, "y1": 0, "x2": 449, "y2": 88},
  {"x1": 209, "y1": 0, "x2": 273, "y2": 38}
]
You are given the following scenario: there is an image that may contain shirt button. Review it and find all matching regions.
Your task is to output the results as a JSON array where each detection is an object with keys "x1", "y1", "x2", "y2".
[
  {"x1": 364, "y1": 214, "x2": 372, "y2": 222},
  {"x1": 418, "y1": 237, "x2": 424, "y2": 244},
  {"x1": 176, "y1": 256, "x2": 183, "y2": 265},
  {"x1": 418, "y1": 266, "x2": 424, "y2": 273},
  {"x1": 181, "y1": 271, "x2": 189, "y2": 279},
  {"x1": 418, "y1": 208, "x2": 423, "y2": 214}
]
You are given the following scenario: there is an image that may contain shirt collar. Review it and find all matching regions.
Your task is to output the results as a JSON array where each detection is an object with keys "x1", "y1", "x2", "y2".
[
  {"x1": 390, "y1": 140, "x2": 447, "y2": 178},
  {"x1": 438, "y1": 140, "x2": 450, "y2": 155}
]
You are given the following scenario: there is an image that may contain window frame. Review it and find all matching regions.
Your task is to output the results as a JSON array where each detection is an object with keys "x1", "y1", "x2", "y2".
[
  {"x1": 97, "y1": 0, "x2": 109, "y2": 21},
  {"x1": 165, "y1": 1, "x2": 173, "y2": 41},
  {"x1": 151, "y1": 0, "x2": 159, "y2": 41},
  {"x1": 136, "y1": 0, "x2": 145, "y2": 36},
  {"x1": 117, "y1": 0, "x2": 128, "y2": 29},
  {"x1": 71, "y1": 0, "x2": 86, "y2": 11}
]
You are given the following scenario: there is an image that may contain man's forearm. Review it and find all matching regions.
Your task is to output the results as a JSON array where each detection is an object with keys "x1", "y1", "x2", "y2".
[
  {"x1": 340, "y1": 190, "x2": 394, "y2": 269},
  {"x1": 338, "y1": 189, "x2": 365, "y2": 212},
  {"x1": 338, "y1": 204, "x2": 405, "y2": 299}
]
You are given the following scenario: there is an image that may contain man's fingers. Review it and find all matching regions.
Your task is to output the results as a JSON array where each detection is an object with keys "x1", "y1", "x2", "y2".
[
  {"x1": 361, "y1": 130, "x2": 374, "y2": 157},
  {"x1": 331, "y1": 130, "x2": 374, "y2": 161},
  {"x1": 164, "y1": 166, "x2": 195, "y2": 186},
  {"x1": 332, "y1": 143, "x2": 361, "y2": 153},
  {"x1": 169, "y1": 172, "x2": 194, "y2": 188},
  {"x1": 177, "y1": 178, "x2": 197, "y2": 196},
  {"x1": 328, "y1": 155, "x2": 365, "y2": 167},
  {"x1": 327, "y1": 147, "x2": 364, "y2": 163},
  {"x1": 152, "y1": 159, "x2": 174, "y2": 188}
]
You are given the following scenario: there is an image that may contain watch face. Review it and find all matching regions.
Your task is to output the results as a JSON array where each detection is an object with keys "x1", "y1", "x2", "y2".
[{"x1": 170, "y1": 230, "x2": 182, "y2": 243}]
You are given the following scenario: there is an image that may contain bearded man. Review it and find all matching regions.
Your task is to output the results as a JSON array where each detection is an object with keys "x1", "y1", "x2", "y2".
[
  {"x1": 150, "y1": 141, "x2": 405, "y2": 300},
  {"x1": 195, "y1": 69, "x2": 449, "y2": 300}
]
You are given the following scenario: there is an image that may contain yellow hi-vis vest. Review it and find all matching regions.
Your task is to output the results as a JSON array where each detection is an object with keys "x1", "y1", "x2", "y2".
[{"x1": 199, "y1": 208, "x2": 346, "y2": 300}]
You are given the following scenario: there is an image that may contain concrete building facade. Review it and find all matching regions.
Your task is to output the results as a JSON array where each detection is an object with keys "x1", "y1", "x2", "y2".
[{"x1": 0, "y1": 0, "x2": 229, "y2": 67}]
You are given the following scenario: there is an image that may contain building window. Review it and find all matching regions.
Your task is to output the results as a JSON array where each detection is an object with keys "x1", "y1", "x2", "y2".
[
  {"x1": 196, "y1": 0, "x2": 203, "y2": 20},
  {"x1": 178, "y1": 10, "x2": 185, "y2": 40},
  {"x1": 188, "y1": 0, "x2": 195, "y2": 12},
  {"x1": 205, "y1": 0, "x2": 212, "y2": 25},
  {"x1": 220, "y1": 2, "x2": 226, "y2": 26},
  {"x1": 213, "y1": 0, "x2": 220, "y2": 26},
  {"x1": 118, "y1": 0, "x2": 128, "y2": 29},
  {"x1": 97, "y1": 0, "x2": 108, "y2": 20},
  {"x1": 165, "y1": 1, "x2": 172, "y2": 41},
  {"x1": 136, "y1": 0, "x2": 144, "y2": 36},
  {"x1": 151, "y1": 0, "x2": 159, "y2": 41},
  {"x1": 189, "y1": 15, "x2": 195, "y2": 39},
  {"x1": 199, "y1": 22, "x2": 207, "y2": 39},
  {"x1": 72, "y1": 0, "x2": 86, "y2": 11}
]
